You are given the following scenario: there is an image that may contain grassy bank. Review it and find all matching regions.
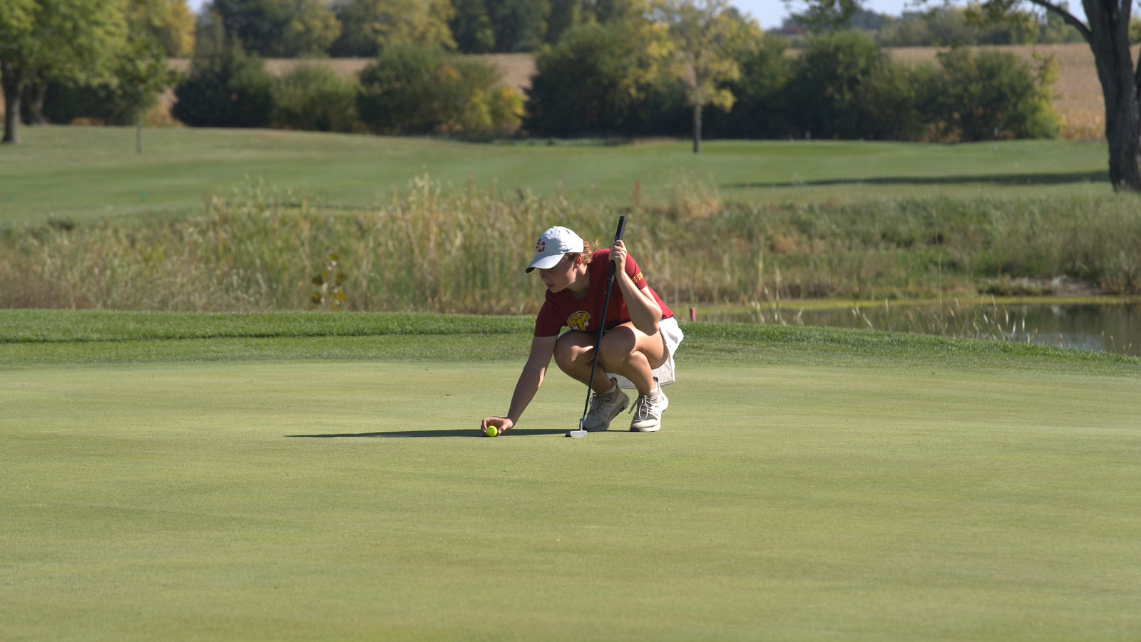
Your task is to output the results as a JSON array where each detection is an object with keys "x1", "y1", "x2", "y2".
[
  {"x1": 0, "y1": 127, "x2": 1112, "y2": 223},
  {"x1": 2, "y1": 315, "x2": 1139, "y2": 640},
  {"x1": 3, "y1": 310, "x2": 1138, "y2": 373},
  {"x1": 2, "y1": 178, "x2": 1139, "y2": 312}
]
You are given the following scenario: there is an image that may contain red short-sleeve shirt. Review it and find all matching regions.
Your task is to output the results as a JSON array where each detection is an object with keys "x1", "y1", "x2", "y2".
[{"x1": 534, "y1": 249, "x2": 673, "y2": 337}]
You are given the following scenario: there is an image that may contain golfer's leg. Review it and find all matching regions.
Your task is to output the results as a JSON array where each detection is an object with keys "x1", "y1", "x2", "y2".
[
  {"x1": 597, "y1": 323, "x2": 667, "y2": 395},
  {"x1": 553, "y1": 331, "x2": 617, "y2": 394}
]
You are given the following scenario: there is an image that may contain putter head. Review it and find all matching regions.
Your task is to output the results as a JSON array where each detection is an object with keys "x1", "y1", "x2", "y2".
[{"x1": 567, "y1": 418, "x2": 589, "y2": 438}]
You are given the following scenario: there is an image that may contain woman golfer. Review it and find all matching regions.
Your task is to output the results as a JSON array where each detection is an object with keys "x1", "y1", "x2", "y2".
[{"x1": 480, "y1": 226, "x2": 683, "y2": 436}]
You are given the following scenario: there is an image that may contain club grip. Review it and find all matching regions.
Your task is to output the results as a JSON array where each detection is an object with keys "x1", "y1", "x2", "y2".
[{"x1": 607, "y1": 215, "x2": 627, "y2": 278}]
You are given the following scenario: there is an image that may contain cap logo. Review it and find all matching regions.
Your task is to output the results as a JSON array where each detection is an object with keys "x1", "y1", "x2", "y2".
[{"x1": 535, "y1": 239, "x2": 546, "y2": 252}]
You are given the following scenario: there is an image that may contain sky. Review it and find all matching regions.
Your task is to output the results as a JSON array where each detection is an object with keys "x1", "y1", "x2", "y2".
[
  {"x1": 737, "y1": 0, "x2": 911, "y2": 28},
  {"x1": 183, "y1": 0, "x2": 1085, "y2": 32}
]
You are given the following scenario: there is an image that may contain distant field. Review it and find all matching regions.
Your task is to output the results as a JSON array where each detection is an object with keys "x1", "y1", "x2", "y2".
[
  {"x1": 2, "y1": 312, "x2": 1139, "y2": 640},
  {"x1": 0, "y1": 127, "x2": 1111, "y2": 223}
]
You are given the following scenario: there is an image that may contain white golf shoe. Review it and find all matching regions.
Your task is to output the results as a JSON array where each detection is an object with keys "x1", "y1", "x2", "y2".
[
  {"x1": 629, "y1": 386, "x2": 668, "y2": 432},
  {"x1": 581, "y1": 377, "x2": 629, "y2": 431}
]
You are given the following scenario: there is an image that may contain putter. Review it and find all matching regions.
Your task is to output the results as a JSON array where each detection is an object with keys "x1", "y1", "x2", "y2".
[{"x1": 568, "y1": 215, "x2": 627, "y2": 438}]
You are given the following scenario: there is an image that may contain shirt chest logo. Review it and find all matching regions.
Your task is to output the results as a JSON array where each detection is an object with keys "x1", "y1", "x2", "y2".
[{"x1": 567, "y1": 311, "x2": 591, "y2": 331}]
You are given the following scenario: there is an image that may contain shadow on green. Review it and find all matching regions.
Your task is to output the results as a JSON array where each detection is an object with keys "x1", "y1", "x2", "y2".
[{"x1": 288, "y1": 428, "x2": 568, "y2": 438}]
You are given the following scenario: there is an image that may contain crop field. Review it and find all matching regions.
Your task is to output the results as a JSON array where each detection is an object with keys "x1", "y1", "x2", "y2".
[
  {"x1": 0, "y1": 127, "x2": 1111, "y2": 223},
  {"x1": 1, "y1": 312, "x2": 1139, "y2": 640}
]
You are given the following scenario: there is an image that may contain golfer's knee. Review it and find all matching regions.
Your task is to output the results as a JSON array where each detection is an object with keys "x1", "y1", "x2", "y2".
[
  {"x1": 553, "y1": 336, "x2": 587, "y2": 371},
  {"x1": 598, "y1": 331, "x2": 636, "y2": 369}
]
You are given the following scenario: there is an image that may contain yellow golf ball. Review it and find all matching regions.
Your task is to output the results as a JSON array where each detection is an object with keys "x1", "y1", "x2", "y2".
[{"x1": 485, "y1": 426, "x2": 498, "y2": 437}]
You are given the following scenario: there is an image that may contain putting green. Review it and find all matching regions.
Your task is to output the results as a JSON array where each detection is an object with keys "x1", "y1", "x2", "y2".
[{"x1": 2, "y1": 358, "x2": 1138, "y2": 640}]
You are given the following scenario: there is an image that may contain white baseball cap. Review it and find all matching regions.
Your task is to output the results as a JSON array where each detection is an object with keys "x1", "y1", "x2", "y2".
[{"x1": 526, "y1": 226, "x2": 584, "y2": 272}]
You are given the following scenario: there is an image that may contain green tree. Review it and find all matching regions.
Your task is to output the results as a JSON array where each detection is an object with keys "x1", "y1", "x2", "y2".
[
  {"x1": 272, "y1": 62, "x2": 360, "y2": 131},
  {"x1": 330, "y1": 0, "x2": 455, "y2": 57},
  {"x1": 451, "y1": 0, "x2": 496, "y2": 52},
  {"x1": 173, "y1": 37, "x2": 276, "y2": 127},
  {"x1": 544, "y1": 0, "x2": 580, "y2": 44},
  {"x1": 1, "y1": 0, "x2": 128, "y2": 144},
  {"x1": 130, "y1": 0, "x2": 197, "y2": 57},
  {"x1": 706, "y1": 35, "x2": 794, "y2": 139},
  {"x1": 283, "y1": 0, "x2": 343, "y2": 55},
  {"x1": 526, "y1": 19, "x2": 672, "y2": 135},
  {"x1": 790, "y1": 0, "x2": 1141, "y2": 190},
  {"x1": 210, "y1": 0, "x2": 341, "y2": 57},
  {"x1": 1, "y1": 0, "x2": 39, "y2": 138},
  {"x1": 919, "y1": 47, "x2": 1057, "y2": 141},
  {"x1": 785, "y1": 31, "x2": 895, "y2": 139},
  {"x1": 652, "y1": 0, "x2": 755, "y2": 153},
  {"x1": 356, "y1": 44, "x2": 522, "y2": 134},
  {"x1": 487, "y1": 0, "x2": 550, "y2": 51}
]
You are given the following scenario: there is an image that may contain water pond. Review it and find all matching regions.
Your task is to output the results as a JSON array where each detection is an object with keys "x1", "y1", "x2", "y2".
[{"x1": 697, "y1": 299, "x2": 1141, "y2": 357}]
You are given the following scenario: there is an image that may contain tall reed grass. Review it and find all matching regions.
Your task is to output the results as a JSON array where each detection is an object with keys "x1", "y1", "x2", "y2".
[{"x1": 2, "y1": 176, "x2": 1140, "y2": 312}]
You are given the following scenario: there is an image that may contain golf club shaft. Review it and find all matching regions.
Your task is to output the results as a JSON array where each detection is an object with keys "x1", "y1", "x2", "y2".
[{"x1": 580, "y1": 215, "x2": 627, "y2": 423}]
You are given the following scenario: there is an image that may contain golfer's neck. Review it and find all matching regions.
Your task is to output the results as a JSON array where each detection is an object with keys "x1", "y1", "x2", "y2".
[{"x1": 568, "y1": 270, "x2": 590, "y2": 298}]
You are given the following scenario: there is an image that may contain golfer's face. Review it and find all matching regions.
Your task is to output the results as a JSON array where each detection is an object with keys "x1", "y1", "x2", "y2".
[{"x1": 539, "y1": 255, "x2": 575, "y2": 292}]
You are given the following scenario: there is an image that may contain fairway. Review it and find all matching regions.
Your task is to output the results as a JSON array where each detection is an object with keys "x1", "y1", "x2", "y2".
[
  {"x1": 0, "y1": 127, "x2": 1112, "y2": 222},
  {"x1": 3, "y1": 335, "x2": 1140, "y2": 639}
]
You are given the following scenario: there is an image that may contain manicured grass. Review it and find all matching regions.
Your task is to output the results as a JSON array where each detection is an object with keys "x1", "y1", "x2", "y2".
[
  {"x1": 3, "y1": 310, "x2": 1139, "y2": 371},
  {"x1": 2, "y1": 327, "x2": 1139, "y2": 639},
  {"x1": 0, "y1": 126, "x2": 1111, "y2": 222}
]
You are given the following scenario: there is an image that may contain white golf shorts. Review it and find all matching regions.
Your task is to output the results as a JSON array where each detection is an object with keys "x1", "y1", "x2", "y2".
[{"x1": 614, "y1": 316, "x2": 684, "y2": 390}]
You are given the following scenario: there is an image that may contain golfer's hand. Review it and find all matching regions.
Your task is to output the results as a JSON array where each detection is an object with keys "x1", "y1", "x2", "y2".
[
  {"x1": 610, "y1": 240, "x2": 627, "y2": 273},
  {"x1": 481, "y1": 417, "x2": 513, "y2": 435}
]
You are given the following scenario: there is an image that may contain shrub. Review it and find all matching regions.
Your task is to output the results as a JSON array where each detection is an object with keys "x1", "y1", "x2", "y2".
[
  {"x1": 526, "y1": 21, "x2": 669, "y2": 136},
  {"x1": 172, "y1": 41, "x2": 275, "y2": 128},
  {"x1": 919, "y1": 48, "x2": 1057, "y2": 142},
  {"x1": 272, "y1": 63, "x2": 361, "y2": 132},
  {"x1": 40, "y1": 81, "x2": 128, "y2": 125},
  {"x1": 356, "y1": 44, "x2": 522, "y2": 135},
  {"x1": 356, "y1": 45, "x2": 447, "y2": 133},
  {"x1": 784, "y1": 31, "x2": 916, "y2": 140}
]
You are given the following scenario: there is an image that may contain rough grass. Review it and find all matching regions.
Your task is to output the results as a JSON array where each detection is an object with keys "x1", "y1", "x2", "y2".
[
  {"x1": 3, "y1": 177, "x2": 1139, "y2": 312},
  {"x1": 2, "y1": 315, "x2": 1139, "y2": 641}
]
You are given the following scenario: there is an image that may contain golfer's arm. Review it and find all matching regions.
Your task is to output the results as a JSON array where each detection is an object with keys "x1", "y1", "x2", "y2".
[
  {"x1": 616, "y1": 272, "x2": 662, "y2": 335},
  {"x1": 506, "y1": 335, "x2": 557, "y2": 424}
]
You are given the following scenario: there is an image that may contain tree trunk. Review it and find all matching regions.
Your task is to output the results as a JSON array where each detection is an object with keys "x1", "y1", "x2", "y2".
[
  {"x1": 692, "y1": 103, "x2": 702, "y2": 154},
  {"x1": 24, "y1": 75, "x2": 48, "y2": 126},
  {"x1": 1, "y1": 61, "x2": 25, "y2": 145},
  {"x1": 1085, "y1": 0, "x2": 1141, "y2": 190}
]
